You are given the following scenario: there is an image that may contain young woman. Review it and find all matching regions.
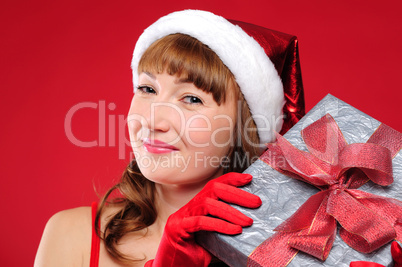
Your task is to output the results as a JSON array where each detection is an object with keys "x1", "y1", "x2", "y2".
[{"x1": 34, "y1": 10, "x2": 305, "y2": 267}]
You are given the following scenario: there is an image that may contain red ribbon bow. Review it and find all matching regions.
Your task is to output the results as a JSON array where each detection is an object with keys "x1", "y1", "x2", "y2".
[{"x1": 249, "y1": 114, "x2": 402, "y2": 267}]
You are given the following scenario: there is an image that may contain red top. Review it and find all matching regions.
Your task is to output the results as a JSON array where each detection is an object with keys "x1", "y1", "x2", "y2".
[{"x1": 90, "y1": 202, "x2": 100, "y2": 267}]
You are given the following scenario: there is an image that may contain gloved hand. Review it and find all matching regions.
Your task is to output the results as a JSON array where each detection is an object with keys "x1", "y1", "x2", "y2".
[
  {"x1": 349, "y1": 241, "x2": 402, "y2": 267},
  {"x1": 145, "y1": 172, "x2": 262, "y2": 267},
  {"x1": 392, "y1": 241, "x2": 402, "y2": 267}
]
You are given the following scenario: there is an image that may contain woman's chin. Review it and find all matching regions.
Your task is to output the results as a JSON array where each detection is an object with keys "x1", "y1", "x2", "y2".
[
  {"x1": 140, "y1": 164, "x2": 224, "y2": 189},
  {"x1": 139, "y1": 166, "x2": 187, "y2": 184}
]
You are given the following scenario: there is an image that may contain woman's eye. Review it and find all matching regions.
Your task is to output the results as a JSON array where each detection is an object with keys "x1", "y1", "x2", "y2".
[
  {"x1": 137, "y1": 86, "x2": 156, "y2": 94},
  {"x1": 182, "y1": 95, "x2": 203, "y2": 105}
]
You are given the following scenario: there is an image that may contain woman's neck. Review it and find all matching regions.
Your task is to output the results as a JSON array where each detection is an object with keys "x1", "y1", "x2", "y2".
[
  {"x1": 151, "y1": 168, "x2": 224, "y2": 233},
  {"x1": 154, "y1": 182, "x2": 204, "y2": 223}
]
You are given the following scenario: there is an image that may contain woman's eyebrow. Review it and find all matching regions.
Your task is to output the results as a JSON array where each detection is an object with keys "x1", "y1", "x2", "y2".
[
  {"x1": 176, "y1": 77, "x2": 192, "y2": 84},
  {"x1": 143, "y1": 71, "x2": 156, "y2": 79}
]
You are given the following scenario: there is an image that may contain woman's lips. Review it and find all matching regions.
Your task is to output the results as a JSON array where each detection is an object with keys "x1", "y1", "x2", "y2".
[{"x1": 142, "y1": 138, "x2": 179, "y2": 154}]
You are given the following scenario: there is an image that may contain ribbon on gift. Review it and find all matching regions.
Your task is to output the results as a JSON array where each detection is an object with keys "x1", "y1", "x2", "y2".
[{"x1": 248, "y1": 114, "x2": 402, "y2": 267}]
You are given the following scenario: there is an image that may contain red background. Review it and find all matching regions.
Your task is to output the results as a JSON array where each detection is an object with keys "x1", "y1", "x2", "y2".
[{"x1": 1, "y1": 0, "x2": 401, "y2": 266}]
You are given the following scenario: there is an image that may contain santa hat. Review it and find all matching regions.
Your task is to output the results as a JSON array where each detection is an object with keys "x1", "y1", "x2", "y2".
[{"x1": 131, "y1": 10, "x2": 305, "y2": 145}]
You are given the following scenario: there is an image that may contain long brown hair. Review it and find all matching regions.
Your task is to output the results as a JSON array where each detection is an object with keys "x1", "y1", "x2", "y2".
[{"x1": 95, "y1": 33, "x2": 260, "y2": 263}]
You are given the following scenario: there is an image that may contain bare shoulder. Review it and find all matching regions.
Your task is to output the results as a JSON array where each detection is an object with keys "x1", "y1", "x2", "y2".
[{"x1": 34, "y1": 206, "x2": 92, "y2": 267}]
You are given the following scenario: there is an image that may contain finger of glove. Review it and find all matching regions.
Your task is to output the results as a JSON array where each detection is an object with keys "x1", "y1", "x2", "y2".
[
  {"x1": 213, "y1": 182, "x2": 262, "y2": 208},
  {"x1": 212, "y1": 172, "x2": 253, "y2": 187},
  {"x1": 183, "y1": 216, "x2": 243, "y2": 235},
  {"x1": 144, "y1": 260, "x2": 154, "y2": 267},
  {"x1": 391, "y1": 241, "x2": 402, "y2": 266},
  {"x1": 189, "y1": 197, "x2": 253, "y2": 226}
]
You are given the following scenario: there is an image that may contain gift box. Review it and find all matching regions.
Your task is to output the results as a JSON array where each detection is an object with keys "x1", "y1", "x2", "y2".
[{"x1": 196, "y1": 94, "x2": 402, "y2": 267}]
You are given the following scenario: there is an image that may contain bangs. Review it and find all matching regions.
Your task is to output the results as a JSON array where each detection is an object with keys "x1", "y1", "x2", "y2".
[{"x1": 138, "y1": 34, "x2": 237, "y2": 104}]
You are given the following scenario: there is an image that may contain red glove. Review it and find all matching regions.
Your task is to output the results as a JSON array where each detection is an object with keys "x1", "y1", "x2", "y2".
[
  {"x1": 392, "y1": 241, "x2": 402, "y2": 267},
  {"x1": 145, "y1": 172, "x2": 261, "y2": 267},
  {"x1": 349, "y1": 241, "x2": 402, "y2": 267}
]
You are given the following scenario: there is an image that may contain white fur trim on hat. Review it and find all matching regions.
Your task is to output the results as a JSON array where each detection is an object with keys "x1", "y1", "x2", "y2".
[{"x1": 131, "y1": 10, "x2": 285, "y2": 144}]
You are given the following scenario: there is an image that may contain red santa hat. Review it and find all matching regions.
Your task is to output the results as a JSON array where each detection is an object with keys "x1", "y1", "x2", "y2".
[{"x1": 131, "y1": 10, "x2": 305, "y2": 145}]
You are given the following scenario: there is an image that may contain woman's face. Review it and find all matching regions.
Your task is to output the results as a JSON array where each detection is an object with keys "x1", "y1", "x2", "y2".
[{"x1": 128, "y1": 71, "x2": 237, "y2": 188}]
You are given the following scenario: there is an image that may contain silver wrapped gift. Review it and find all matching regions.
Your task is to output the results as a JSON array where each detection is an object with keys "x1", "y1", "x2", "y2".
[{"x1": 196, "y1": 94, "x2": 402, "y2": 267}]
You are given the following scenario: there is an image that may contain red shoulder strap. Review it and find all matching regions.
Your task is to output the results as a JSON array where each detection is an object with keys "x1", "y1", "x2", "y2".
[{"x1": 90, "y1": 202, "x2": 100, "y2": 267}]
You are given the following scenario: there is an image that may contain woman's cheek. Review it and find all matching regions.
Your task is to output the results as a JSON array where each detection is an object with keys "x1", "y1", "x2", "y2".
[
  {"x1": 210, "y1": 116, "x2": 235, "y2": 148},
  {"x1": 185, "y1": 115, "x2": 234, "y2": 149},
  {"x1": 185, "y1": 116, "x2": 213, "y2": 148},
  {"x1": 126, "y1": 117, "x2": 142, "y2": 150},
  {"x1": 128, "y1": 95, "x2": 154, "y2": 141},
  {"x1": 127, "y1": 106, "x2": 148, "y2": 147}
]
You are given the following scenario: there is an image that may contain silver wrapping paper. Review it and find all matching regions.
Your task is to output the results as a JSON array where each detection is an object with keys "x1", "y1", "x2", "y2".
[{"x1": 196, "y1": 94, "x2": 402, "y2": 267}]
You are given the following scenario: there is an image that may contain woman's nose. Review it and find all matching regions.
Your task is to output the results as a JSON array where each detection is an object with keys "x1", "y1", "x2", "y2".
[{"x1": 144, "y1": 102, "x2": 182, "y2": 133}]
